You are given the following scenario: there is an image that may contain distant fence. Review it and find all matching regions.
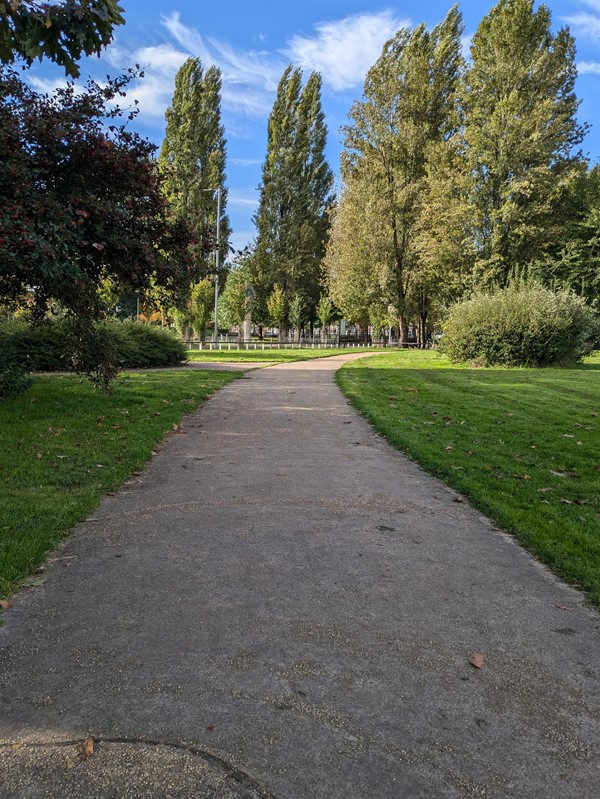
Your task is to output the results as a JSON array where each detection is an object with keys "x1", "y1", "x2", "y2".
[{"x1": 187, "y1": 336, "x2": 421, "y2": 351}]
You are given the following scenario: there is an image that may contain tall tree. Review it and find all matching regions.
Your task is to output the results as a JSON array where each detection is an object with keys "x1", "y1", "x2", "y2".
[
  {"x1": 531, "y1": 165, "x2": 600, "y2": 305},
  {"x1": 254, "y1": 66, "x2": 334, "y2": 328},
  {"x1": 462, "y1": 0, "x2": 587, "y2": 284},
  {"x1": 159, "y1": 57, "x2": 230, "y2": 283},
  {"x1": 332, "y1": 5, "x2": 464, "y2": 342}
]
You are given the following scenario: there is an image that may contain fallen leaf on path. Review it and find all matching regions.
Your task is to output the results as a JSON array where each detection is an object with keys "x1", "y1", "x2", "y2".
[
  {"x1": 452, "y1": 496, "x2": 464, "y2": 503},
  {"x1": 0, "y1": 600, "x2": 13, "y2": 609},
  {"x1": 65, "y1": 757, "x2": 74, "y2": 769},
  {"x1": 78, "y1": 737, "x2": 94, "y2": 760},
  {"x1": 469, "y1": 653, "x2": 485, "y2": 669},
  {"x1": 554, "y1": 604, "x2": 574, "y2": 611}
]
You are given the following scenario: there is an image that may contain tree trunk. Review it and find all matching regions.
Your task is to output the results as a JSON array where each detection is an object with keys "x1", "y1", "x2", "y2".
[
  {"x1": 419, "y1": 314, "x2": 427, "y2": 349},
  {"x1": 398, "y1": 316, "x2": 409, "y2": 346}
]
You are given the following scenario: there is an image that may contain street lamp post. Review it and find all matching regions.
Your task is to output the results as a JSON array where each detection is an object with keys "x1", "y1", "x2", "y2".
[
  {"x1": 214, "y1": 187, "x2": 221, "y2": 345},
  {"x1": 204, "y1": 187, "x2": 222, "y2": 346}
]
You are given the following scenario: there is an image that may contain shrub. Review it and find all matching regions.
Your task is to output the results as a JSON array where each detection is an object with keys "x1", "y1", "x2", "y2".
[
  {"x1": 105, "y1": 321, "x2": 187, "y2": 368},
  {"x1": 0, "y1": 318, "x2": 187, "y2": 389},
  {"x1": 441, "y1": 283, "x2": 595, "y2": 367},
  {"x1": 0, "y1": 321, "x2": 32, "y2": 397}
]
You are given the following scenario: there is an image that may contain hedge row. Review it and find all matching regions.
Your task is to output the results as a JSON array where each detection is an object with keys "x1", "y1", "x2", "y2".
[{"x1": 0, "y1": 319, "x2": 187, "y2": 395}]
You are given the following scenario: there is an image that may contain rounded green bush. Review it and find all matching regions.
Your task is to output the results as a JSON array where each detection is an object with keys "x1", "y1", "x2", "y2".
[
  {"x1": 0, "y1": 318, "x2": 187, "y2": 376},
  {"x1": 441, "y1": 284, "x2": 595, "y2": 367}
]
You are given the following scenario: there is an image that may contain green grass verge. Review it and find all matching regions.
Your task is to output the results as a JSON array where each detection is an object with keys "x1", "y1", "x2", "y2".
[
  {"x1": 337, "y1": 350, "x2": 600, "y2": 605},
  {"x1": 186, "y1": 347, "x2": 375, "y2": 363},
  {"x1": 0, "y1": 370, "x2": 240, "y2": 597}
]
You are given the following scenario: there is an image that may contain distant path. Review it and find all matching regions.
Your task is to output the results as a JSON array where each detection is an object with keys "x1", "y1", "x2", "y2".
[{"x1": 1, "y1": 354, "x2": 599, "y2": 798}]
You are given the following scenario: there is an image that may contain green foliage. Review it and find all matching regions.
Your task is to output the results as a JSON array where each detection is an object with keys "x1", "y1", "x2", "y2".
[
  {"x1": 441, "y1": 283, "x2": 595, "y2": 367},
  {"x1": 254, "y1": 66, "x2": 334, "y2": 324},
  {"x1": 0, "y1": 66, "x2": 194, "y2": 387},
  {"x1": 219, "y1": 253, "x2": 252, "y2": 335},
  {"x1": 0, "y1": 318, "x2": 187, "y2": 387},
  {"x1": 0, "y1": 0, "x2": 124, "y2": 78},
  {"x1": 316, "y1": 294, "x2": 335, "y2": 334},
  {"x1": 331, "y1": 5, "x2": 464, "y2": 342},
  {"x1": 190, "y1": 278, "x2": 214, "y2": 343},
  {"x1": 267, "y1": 284, "x2": 286, "y2": 331},
  {"x1": 288, "y1": 294, "x2": 305, "y2": 337},
  {"x1": 0, "y1": 320, "x2": 31, "y2": 397},
  {"x1": 530, "y1": 165, "x2": 600, "y2": 304},
  {"x1": 463, "y1": 0, "x2": 587, "y2": 283},
  {"x1": 158, "y1": 57, "x2": 230, "y2": 271}
]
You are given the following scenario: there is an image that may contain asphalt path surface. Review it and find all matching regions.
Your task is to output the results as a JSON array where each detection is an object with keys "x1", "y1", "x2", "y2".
[{"x1": 1, "y1": 354, "x2": 599, "y2": 798}]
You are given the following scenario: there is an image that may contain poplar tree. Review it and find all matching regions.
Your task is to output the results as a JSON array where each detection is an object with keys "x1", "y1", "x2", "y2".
[
  {"x1": 254, "y1": 66, "x2": 334, "y2": 328},
  {"x1": 462, "y1": 0, "x2": 587, "y2": 284},
  {"x1": 331, "y1": 5, "x2": 464, "y2": 342},
  {"x1": 159, "y1": 57, "x2": 230, "y2": 281}
]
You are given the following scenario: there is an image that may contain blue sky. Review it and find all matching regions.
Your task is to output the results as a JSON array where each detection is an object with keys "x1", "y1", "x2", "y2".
[{"x1": 25, "y1": 1, "x2": 600, "y2": 253}]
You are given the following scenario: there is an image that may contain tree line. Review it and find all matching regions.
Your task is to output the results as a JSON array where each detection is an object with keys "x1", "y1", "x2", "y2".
[
  {"x1": 1, "y1": 0, "x2": 598, "y2": 374},
  {"x1": 326, "y1": 0, "x2": 597, "y2": 345}
]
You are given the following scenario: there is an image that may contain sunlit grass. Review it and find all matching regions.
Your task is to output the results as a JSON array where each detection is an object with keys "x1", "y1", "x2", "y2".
[
  {"x1": 0, "y1": 370, "x2": 240, "y2": 596},
  {"x1": 337, "y1": 350, "x2": 600, "y2": 605},
  {"x1": 186, "y1": 347, "x2": 376, "y2": 363}
]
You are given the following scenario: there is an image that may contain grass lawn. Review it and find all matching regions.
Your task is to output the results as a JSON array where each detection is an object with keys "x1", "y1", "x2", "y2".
[
  {"x1": 186, "y1": 347, "x2": 374, "y2": 363},
  {"x1": 0, "y1": 369, "x2": 240, "y2": 598},
  {"x1": 337, "y1": 350, "x2": 600, "y2": 605}
]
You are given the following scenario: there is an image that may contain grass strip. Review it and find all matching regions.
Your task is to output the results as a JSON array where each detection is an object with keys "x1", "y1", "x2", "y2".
[
  {"x1": 337, "y1": 350, "x2": 600, "y2": 605},
  {"x1": 0, "y1": 369, "x2": 240, "y2": 597},
  {"x1": 186, "y1": 347, "x2": 376, "y2": 363}
]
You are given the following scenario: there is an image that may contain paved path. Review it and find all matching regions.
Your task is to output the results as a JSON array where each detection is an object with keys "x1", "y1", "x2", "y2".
[{"x1": 1, "y1": 354, "x2": 599, "y2": 798}]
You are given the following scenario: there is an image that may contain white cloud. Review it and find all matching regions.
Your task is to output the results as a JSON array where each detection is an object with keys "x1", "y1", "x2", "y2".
[
  {"x1": 108, "y1": 12, "x2": 284, "y2": 121},
  {"x1": 581, "y1": 1, "x2": 600, "y2": 11},
  {"x1": 231, "y1": 158, "x2": 262, "y2": 167},
  {"x1": 28, "y1": 75, "x2": 70, "y2": 94},
  {"x1": 578, "y1": 60, "x2": 600, "y2": 73},
  {"x1": 227, "y1": 190, "x2": 260, "y2": 208},
  {"x1": 561, "y1": 12, "x2": 600, "y2": 39},
  {"x1": 461, "y1": 32, "x2": 473, "y2": 61},
  {"x1": 161, "y1": 12, "x2": 213, "y2": 64},
  {"x1": 285, "y1": 11, "x2": 409, "y2": 91}
]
